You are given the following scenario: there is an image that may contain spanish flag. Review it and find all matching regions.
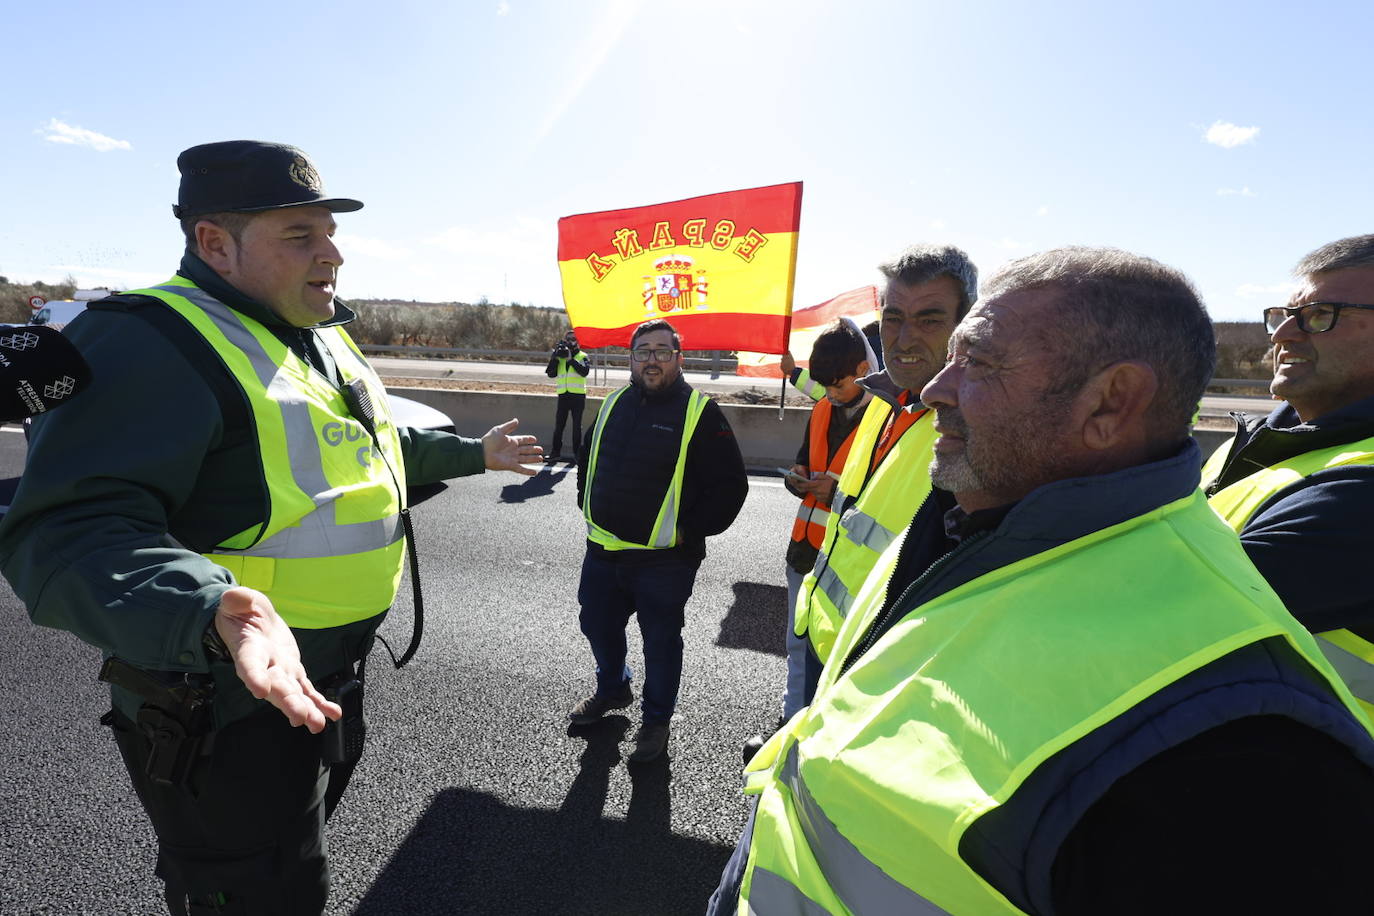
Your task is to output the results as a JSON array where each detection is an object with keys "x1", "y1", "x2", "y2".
[
  {"x1": 736, "y1": 286, "x2": 880, "y2": 378},
  {"x1": 558, "y1": 182, "x2": 802, "y2": 350}
]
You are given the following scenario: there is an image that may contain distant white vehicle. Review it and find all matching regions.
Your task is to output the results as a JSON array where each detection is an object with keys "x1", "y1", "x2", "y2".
[
  {"x1": 27, "y1": 301, "x2": 92, "y2": 332},
  {"x1": 20, "y1": 288, "x2": 451, "y2": 434}
]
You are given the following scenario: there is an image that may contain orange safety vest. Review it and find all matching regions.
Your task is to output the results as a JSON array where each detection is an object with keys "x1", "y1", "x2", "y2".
[
  {"x1": 872, "y1": 390, "x2": 921, "y2": 468},
  {"x1": 790, "y1": 400, "x2": 861, "y2": 550}
]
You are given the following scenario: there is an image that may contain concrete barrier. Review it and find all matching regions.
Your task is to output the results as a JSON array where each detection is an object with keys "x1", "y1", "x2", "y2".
[{"x1": 388, "y1": 385, "x2": 1234, "y2": 470}]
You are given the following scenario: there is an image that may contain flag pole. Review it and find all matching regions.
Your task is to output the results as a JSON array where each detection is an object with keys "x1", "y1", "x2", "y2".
[{"x1": 778, "y1": 374, "x2": 786, "y2": 421}]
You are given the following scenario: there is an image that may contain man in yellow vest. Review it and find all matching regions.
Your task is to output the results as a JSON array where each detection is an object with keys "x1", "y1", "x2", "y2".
[
  {"x1": 571, "y1": 318, "x2": 748, "y2": 763},
  {"x1": 791, "y1": 245, "x2": 977, "y2": 707},
  {"x1": 0, "y1": 140, "x2": 542, "y2": 915},
  {"x1": 1204, "y1": 235, "x2": 1374, "y2": 714},
  {"x1": 710, "y1": 247, "x2": 1374, "y2": 915},
  {"x1": 544, "y1": 329, "x2": 589, "y2": 462}
]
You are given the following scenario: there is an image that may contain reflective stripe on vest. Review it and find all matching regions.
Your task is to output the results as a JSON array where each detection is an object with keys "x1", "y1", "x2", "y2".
[
  {"x1": 743, "y1": 490, "x2": 1372, "y2": 915},
  {"x1": 1207, "y1": 432, "x2": 1374, "y2": 714},
  {"x1": 792, "y1": 367, "x2": 825, "y2": 402},
  {"x1": 556, "y1": 351, "x2": 588, "y2": 394},
  {"x1": 129, "y1": 278, "x2": 406, "y2": 629},
  {"x1": 794, "y1": 398, "x2": 936, "y2": 662},
  {"x1": 790, "y1": 399, "x2": 858, "y2": 550},
  {"x1": 582, "y1": 385, "x2": 709, "y2": 550}
]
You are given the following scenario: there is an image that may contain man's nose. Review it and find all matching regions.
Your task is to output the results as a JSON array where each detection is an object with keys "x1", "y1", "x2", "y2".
[
  {"x1": 1270, "y1": 313, "x2": 1303, "y2": 345},
  {"x1": 921, "y1": 361, "x2": 959, "y2": 408},
  {"x1": 320, "y1": 236, "x2": 344, "y2": 267}
]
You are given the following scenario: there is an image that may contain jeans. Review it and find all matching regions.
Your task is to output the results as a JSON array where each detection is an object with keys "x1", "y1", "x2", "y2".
[
  {"x1": 783, "y1": 565, "x2": 809, "y2": 720},
  {"x1": 577, "y1": 549, "x2": 700, "y2": 724}
]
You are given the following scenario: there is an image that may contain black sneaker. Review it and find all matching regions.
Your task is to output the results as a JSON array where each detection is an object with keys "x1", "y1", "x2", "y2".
[
  {"x1": 568, "y1": 685, "x2": 633, "y2": 725},
  {"x1": 628, "y1": 721, "x2": 670, "y2": 763}
]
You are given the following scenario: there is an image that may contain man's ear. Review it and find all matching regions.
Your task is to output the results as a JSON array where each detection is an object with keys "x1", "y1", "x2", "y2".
[
  {"x1": 855, "y1": 360, "x2": 871, "y2": 378},
  {"x1": 1079, "y1": 361, "x2": 1158, "y2": 450},
  {"x1": 195, "y1": 220, "x2": 236, "y2": 275}
]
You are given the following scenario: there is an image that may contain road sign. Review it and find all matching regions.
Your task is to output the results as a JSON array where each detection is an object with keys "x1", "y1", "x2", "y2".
[{"x1": 28, "y1": 296, "x2": 45, "y2": 310}]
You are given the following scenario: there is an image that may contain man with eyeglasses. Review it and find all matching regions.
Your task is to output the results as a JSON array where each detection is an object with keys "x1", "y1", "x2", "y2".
[
  {"x1": 1204, "y1": 233, "x2": 1374, "y2": 716},
  {"x1": 570, "y1": 318, "x2": 747, "y2": 762}
]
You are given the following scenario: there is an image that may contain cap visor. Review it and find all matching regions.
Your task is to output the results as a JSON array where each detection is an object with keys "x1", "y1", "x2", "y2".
[{"x1": 233, "y1": 197, "x2": 365, "y2": 214}]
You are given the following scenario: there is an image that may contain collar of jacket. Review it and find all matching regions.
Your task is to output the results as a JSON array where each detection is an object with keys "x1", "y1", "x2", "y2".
[
  {"x1": 991, "y1": 438, "x2": 1203, "y2": 546},
  {"x1": 177, "y1": 251, "x2": 358, "y2": 330},
  {"x1": 1227, "y1": 393, "x2": 1374, "y2": 470},
  {"x1": 857, "y1": 369, "x2": 922, "y2": 413}
]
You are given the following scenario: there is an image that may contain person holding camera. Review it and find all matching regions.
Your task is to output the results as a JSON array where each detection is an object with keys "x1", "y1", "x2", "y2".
[{"x1": 545, "y1": 329, "x2": 590, "y2": 462}]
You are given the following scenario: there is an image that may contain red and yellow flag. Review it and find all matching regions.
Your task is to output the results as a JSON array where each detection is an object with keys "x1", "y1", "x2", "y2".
[
  {"x1": 736, "y1": 286, "x2": 879, "y2": 378},
  {"x1": 557, "y1": 182, "x2": 802, "y2": 350}
]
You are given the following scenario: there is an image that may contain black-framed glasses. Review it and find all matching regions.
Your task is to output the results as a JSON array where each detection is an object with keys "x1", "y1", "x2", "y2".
[
  {"x1": 631, "y1": 347, "x2": 679, "y2": 363},
  {"x1": 1264, "y1": 301, "x2": 1374, "y2": 335}
]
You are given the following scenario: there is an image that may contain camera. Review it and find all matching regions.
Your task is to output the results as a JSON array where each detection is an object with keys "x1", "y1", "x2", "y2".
[{"x1": 553, "y1": 341, "x2": 571, "y2": 358}]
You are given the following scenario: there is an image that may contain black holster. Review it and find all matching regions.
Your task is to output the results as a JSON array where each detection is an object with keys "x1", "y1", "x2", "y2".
[{"x1": 100, "y1": 657, "x2": 215, "y2": 789}]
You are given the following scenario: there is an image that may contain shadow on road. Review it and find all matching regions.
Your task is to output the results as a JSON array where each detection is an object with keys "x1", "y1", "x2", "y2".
[
  {"x1": 714, "y1": 581, "x2": 787, "y2": 657},
  {"x1": 354, "y1": 716, "x2": 730, "y2": 915},
  {"x1": 407, "y1": 481, "x2": 450, "y2": 507},
  {"x1": 500, "y1": 465, "x2": 571, "y2": 503}
]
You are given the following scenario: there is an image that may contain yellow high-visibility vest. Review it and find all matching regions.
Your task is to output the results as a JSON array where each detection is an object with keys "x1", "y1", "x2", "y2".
[
  {"x1": 1205, "y1": 432, "x2": 1374, "y2": 716},
  {"x1": 740, "y1": 490, "x2": 1370, "y2": 914},
  {"x1": 129, "y1": 277, "x2": 406, "y2": 628}
]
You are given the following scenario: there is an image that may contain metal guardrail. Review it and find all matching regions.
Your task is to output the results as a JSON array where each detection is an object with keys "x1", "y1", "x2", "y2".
[
  {"x1": 358, "y1": 344, "x2": 738, "y2": 376},
  {"x1": 359, "y1": 345, "x2": 1269, "y2": 390}
]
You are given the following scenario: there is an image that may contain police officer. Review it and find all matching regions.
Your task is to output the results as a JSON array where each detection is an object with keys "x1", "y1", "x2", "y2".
[
  {"x1": 569, "y1": 318, "x2": 747, "y2": 763},
  {"x1": 0, "y1": 140, "x2": 541, "y2": 915},
  {"x1": 545, "y1": 329, "x2": 589, "y2": 461},
  {"x1": 711, "y1": 247, "x2": 1374, "y2": 915}
]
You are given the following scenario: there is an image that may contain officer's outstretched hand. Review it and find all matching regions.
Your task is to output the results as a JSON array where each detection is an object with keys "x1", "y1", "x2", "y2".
[
  {"x1": 215, "y1": 586, "x2": 342, "y2": 733},
  {"x1": 482, "y1": 418, "x2": 543, "y2": 476}
]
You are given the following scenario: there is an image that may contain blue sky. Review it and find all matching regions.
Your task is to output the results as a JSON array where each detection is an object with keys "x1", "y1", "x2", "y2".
[{"x1": 3, "y1": 0, "x2": 1371, "y2": 322}]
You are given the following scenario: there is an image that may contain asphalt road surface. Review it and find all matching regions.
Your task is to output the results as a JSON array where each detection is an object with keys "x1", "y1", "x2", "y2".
[{"x1": 0, "y1": 427, "x2": 795, "y2": 915}]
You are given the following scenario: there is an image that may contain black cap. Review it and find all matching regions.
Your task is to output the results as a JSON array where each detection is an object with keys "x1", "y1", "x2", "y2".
[{"x1": 173, "y1": 140, "x2": 363, "y2": 220}]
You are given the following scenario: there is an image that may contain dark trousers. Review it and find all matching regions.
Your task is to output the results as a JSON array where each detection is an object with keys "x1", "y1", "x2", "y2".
[
  {"x1": 109, "y1": 702, "x2": 358, "y2": 915},
  {"x1": 551, "y1": 392, "x2": 585, "y2": 456},
  {"x1": 577, "y1": 549, "x2": 700, "y2": 724}
]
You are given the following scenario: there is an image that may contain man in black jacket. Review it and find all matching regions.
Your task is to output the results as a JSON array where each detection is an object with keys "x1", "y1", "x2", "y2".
[
  {"x1": 1205, "y1": 235, "x2": 1374, "y2": 655},
  {"x1": 572, "y1": 319, "x2": 748, "y2": 763}
]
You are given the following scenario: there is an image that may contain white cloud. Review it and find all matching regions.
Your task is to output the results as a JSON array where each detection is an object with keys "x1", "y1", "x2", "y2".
[
  {"x1": 1036, "y1": 205, "x2": 1049, "y2": 217},
  {"x1": 1217, "y1": 186, "x2": 1257, "y2": 197},
  {"x1": 1205, "y1": 121, "x2": 1259, "y2": 149},
  {"x1": 39, "y1": 118, "x2": 131, "y2": 152},
  {"x1": 336, "y1": 234, "x2": 411, "y2": 261},
  {"x1": 496, "y1": 0, "x2": 509, "y2": 14},
  {"x1": 929, "y1": 219, "x2": 946, "y2": 231},
  {"x1": 1235, "y1": 281, "x2": 1296, "y2": 299},
  {"x1": 997, "y1": 238, "x2": 1026, "y2": 250}
]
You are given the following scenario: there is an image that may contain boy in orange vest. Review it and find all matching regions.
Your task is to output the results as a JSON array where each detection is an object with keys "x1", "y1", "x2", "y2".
[{"x1": 779, "y1": 319, "x2": 874, "y2": 721}]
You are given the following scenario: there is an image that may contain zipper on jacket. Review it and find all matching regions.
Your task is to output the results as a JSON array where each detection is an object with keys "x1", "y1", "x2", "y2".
[{"x1": 838, "y1": 526, "x2": 991, "y2": 677}]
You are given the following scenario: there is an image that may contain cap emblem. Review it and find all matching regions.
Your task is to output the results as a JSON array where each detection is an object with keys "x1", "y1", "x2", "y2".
[{"x1": 288, "y1": 155, "x2": 323, "y2": 191}]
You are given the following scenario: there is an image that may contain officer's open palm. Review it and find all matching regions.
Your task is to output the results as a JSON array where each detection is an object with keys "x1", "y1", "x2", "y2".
[
  {"x1": 215, "y1": 586, "x2": 342, "y2": 733},
  {"x1": 482, "y1": 418, "x2": 543, "y2": 476}
]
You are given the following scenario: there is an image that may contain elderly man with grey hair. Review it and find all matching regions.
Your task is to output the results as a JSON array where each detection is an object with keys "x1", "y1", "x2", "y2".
[
  {"x1": 782, "y1": 244, "x2": 977, "y2": 723},
  {"x1": 1204, "y1": 233, "x2": 1374, "y2": 716},
  {"x1": 712, "y1": 246, "x2": 1374, "y2": 915}
]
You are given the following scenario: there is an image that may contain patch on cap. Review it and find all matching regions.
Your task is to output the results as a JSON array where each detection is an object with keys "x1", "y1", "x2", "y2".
[{"x1": 289, "y1": 155, "x2": 323, "y2": 191}]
